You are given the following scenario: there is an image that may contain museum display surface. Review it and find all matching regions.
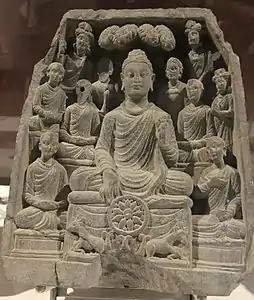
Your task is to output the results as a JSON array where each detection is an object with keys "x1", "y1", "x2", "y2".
[{"x1": 2, "y1": 7, "x2": 254, "y2": 300}]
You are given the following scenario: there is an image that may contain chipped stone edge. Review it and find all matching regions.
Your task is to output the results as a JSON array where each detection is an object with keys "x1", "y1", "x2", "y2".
[{"x1": 2, "y1": 8, "x2": 253, "y2": 295}]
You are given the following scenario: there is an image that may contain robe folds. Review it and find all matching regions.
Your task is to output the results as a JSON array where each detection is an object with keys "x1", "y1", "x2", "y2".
[
  {"x1": 95, "y1": 102, "x2": 192, "y2": 198},
  {"x1": 16, "y1": 158, "x2": 68, "y2": 231},
  {"x1": 30, "y1": 82, "x2": 67, "y2": 132},
  {"x1": 211, "y1": 93, "x2": 234, "y2": 151},
  {"x1": 59, "y1": 102, "x2": 100, "y2": 160}
]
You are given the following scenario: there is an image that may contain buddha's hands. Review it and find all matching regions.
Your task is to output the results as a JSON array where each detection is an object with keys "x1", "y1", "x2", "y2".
[
  {"x1": 35, "y1": 200, "x2": 59, "y2": 211},
  {"x1": 177, "y1": 141, "x2": 192, "y2": 152},
  {"x1": 215, "y1": 208, "x2": 234, "y2": 222},
  {"x1": 100, "y1": 169, "x2": 122, "y2": 204},
  {"x1": 74, "y1": 136, "x2": 97, "y2": 146},
  {"x1": 208, "y1": 176, "x2": 228, "y2": 190}
]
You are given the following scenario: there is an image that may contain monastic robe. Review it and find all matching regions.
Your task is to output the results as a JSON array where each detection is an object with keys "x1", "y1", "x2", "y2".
[
  {"x1": 16, "y1": 158, "x2": 68, "y2": 231},
  {"x1": 194, "y1": 164, "x2": 244, "y2": 239},
  {"x1": 198, "y1": 164, "x2": 240, "y2": 212},
  {"x1": 30, "y1": 82, "x2": 67, "y2": 132},
  {"x1": 156, "y1": 81, "x2": 186, "y2": 133},
  {"x1": 59, "y1": 102, "x2": 100, "y2": 160},
  {"x1": 177, "y1": 103, "x2": 215, "y2": 141},
  {"x1": 211, "y1": 93, "x2": 234, "y2": 151},
  {"x1": 95, "y1": 102, "x2": 185, "y2": 198}
]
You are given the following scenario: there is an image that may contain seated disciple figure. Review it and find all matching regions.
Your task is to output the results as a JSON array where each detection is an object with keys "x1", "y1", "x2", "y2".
[
  {"x1": 16, "y1": 131, "x2": 68, "y2": 234},
  {"x1": 192, "y1": 136, "x2": 245, "y2": 240},
  {"x1": 211, "y1": 68, "x2": 234, "y2": 152},
  {"x1": 177, "y1": 78, "x2": 215, "y2": 163},
  {"x1": 156, "y1": 57, "x2": 187, "y2": 132},
  {"x1": 92, "y1": 57, "x2": 120, "y2": 114},
  {"x1": 58, "y1": 22, "x2": 95, "y2": 102},
  {"x1": 29, "y1": 62, "x2": 67, "y2": 133},
  {"x1": 58, "y1": 79, "x2": 100, "y2": 162},
  {"x1": 70, "y1": 49, "x2": 193, "y2": 201}
]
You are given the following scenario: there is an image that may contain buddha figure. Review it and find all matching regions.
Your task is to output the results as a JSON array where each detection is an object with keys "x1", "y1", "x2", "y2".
[
  {"x1": 211, "y1": 68, "x2": 234, "y2": 152},
  {"x1": 185, "y1": 20, "x2": 219, "y2": 81},
  {"x1": 177, "y1": 79, "x2": 215, "y2": 162},
  {"x1": 92, "y1": 57, "x2": 120, "y2": 114},
  {"x1": 16, "y1": 131, "x2": 68, "y2": 234},
  {"x1": 70, "y1": 49, "x2": 193, "y2": 201},
  {"x1": 156, "y1": 57, "x2": 187, "y2": 132},
  {"x1": 59, "y1": 22, "x2": 95, "y2": 102},
  {"x1": 58, "y1": 79, "x2": 100, "y2": 161},
  {"x1": 192, "y1": 136, "x2": 245, "y2": 240},
  {"x1": 29, "y1": 62, "x2": 67, "y2": 133}
]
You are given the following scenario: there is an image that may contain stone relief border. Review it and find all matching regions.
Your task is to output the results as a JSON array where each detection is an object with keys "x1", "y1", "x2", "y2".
[{"x1": 1, "y1": 8, "x2": 254, "y2": 296}]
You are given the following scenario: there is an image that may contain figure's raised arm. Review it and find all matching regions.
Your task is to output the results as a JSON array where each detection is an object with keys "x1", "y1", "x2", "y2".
[{"x1": 157, "y1": 115, "x2": 179, "y2": 167}]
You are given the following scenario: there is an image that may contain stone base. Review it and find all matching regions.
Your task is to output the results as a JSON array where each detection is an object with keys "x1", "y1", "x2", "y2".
[
  {"x1": 55, "y1": 287, "x2": 191, "y2": 300},
  {"x1": 192, "y1": 239, "x2": 245, "y2": 272},
  {"x1": 11, "y1": 229, "x2": 63, "y2": 259},
  {"x1": 56, "y1": 254, "x2": 102, "y2": 288},
  {"x1": 3, "y1": 256, "x2": 58, "y2": 286}
]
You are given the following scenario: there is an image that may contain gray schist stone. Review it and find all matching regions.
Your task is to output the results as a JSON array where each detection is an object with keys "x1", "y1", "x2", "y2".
[{"x1": 2, "y1": 8, "x2": 254, "y2": 300}]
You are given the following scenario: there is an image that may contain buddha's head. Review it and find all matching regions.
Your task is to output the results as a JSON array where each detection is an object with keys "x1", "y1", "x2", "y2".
[
  {"x1": 76, "y1": 79, "x2": 93, "y2": 104},
  {"x1": 97, "y1": 57, "x2": 114, "y2": 83},
  {"x1": 47, "y1": 62, "x2": 65, "y2": 87},
  {"x1": 75, "y1": 22, "x2": 94, "y2": 55},
  {"x1": 213, "y1": 68, "x2": 230, "y2": 95},
  {"x1": 39, "y1": 131, "x2": 59, "y2": 161},
  {"x1": 166, "y1": 57, "x2": 183, "y2": 81},
  {"x1": 121, "y1": 49, "x2": 155, "y2": 102},
  {"x1": 206, "y1": 136, "x2": 226, "y2": 164},
  {"x1": 185, "y1": 20, "x2": 202, "y2": 47},
  {"x1": 186, "y1": 79, "x2": 203, "y2": 105}
]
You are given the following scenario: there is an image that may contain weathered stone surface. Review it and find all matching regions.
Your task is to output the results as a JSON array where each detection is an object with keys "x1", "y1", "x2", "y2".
[{"x1": 1, "y1": 8, "x2": 253, "y2": 299}]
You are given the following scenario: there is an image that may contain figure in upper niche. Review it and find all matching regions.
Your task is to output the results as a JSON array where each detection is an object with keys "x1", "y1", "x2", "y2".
[
  {"x1": 185, "y1": 20, "x2": 220, "y2": 81},
  {"x1": 211, "y1": 68, "x2": 234, "y2": 152},
  {"x1": 29, "y1": 62, "x2": 67, "y2": 133},
  {"x1": 177, "y1": 79, "x2": 215, "y2": 162},
  {"x1": 70, "y1": 49, "x2": 193, "y2": 201},
  {"x1": 92, "y1": 57, "x2": 120, "y2": 114},
  {"x1": 58, "y1": 22, "x2": 95, "y2": 99},
  {"x1": 192, "y1": 136, "x2": 245, "y2": 240},
  {"x1": 16, "y1": 131, "x2": 68, "y2": 234},
  {"x1": 58, "y1": 79, "x2": 100, "y2": 161},
  {"x1": 156, "y1": 57, "x2": 186, "y2": 133}
]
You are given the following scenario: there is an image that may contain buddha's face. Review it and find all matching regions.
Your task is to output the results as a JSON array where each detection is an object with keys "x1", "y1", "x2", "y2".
[
  {"x1": 39, "y1": 134, "x2": 58, "y2": 160},
  {"x1": 121, "y1": 62, "x2": 153, "y2": 101},
  {"x1": 48, "y1": 65, "x2": 64, "y2": 87},
  {"x1": 166, "y1": 63, "x2": 181, "y2": 80},
  {"x1": 208, "y1": 142, "x2": 226, "y2": 163},
  {"x1": 76, "y1": 33, "x2": 91, "y2": 54},
  {"x1": 215, "y1": 77, "x2": 227, "y2": 94},
  {"x1": 186, "y1": 81, "x2": 203, "y2": 105},
  {"x1": 188, "y1": 30, "x2": 200, "y2": 46}
]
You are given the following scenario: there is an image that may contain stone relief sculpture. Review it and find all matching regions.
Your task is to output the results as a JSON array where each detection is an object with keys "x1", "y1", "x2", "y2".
[
  {"x1": 92, "y1": 57, "x2": 119, "y2": 114},
  {"x1": 16, "y1": 132, "x2": 68, "y2": 235},
  {"x1": 2, "y1": 9, "x2": 253, "y2": 300},
  {"x1": 59, "y1": 22, "x2": 94, "y2": 100},
  {"x1": 177, "y1": 79, "x2": 214, "y2": 163},
  {"x1": 156, "y1": 57, "x2": 186, "y2": 132},
  {"x1": 211, "y1": 68, "x2": 234, "y2": 152},
  {"x1": 29, "y1": 62, "x2": 67, "y2": 134},
  {"x1": 99, "y1": 24, "x2": 176, "y2": 52},
  {"x1": 185, "y1": 20, "x2": 220, "y2": 81}
]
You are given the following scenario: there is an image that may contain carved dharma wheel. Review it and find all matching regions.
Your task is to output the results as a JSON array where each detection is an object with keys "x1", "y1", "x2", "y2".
[{"x1": 107, "y1": 195, "x2": 150, "y2": 237}]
